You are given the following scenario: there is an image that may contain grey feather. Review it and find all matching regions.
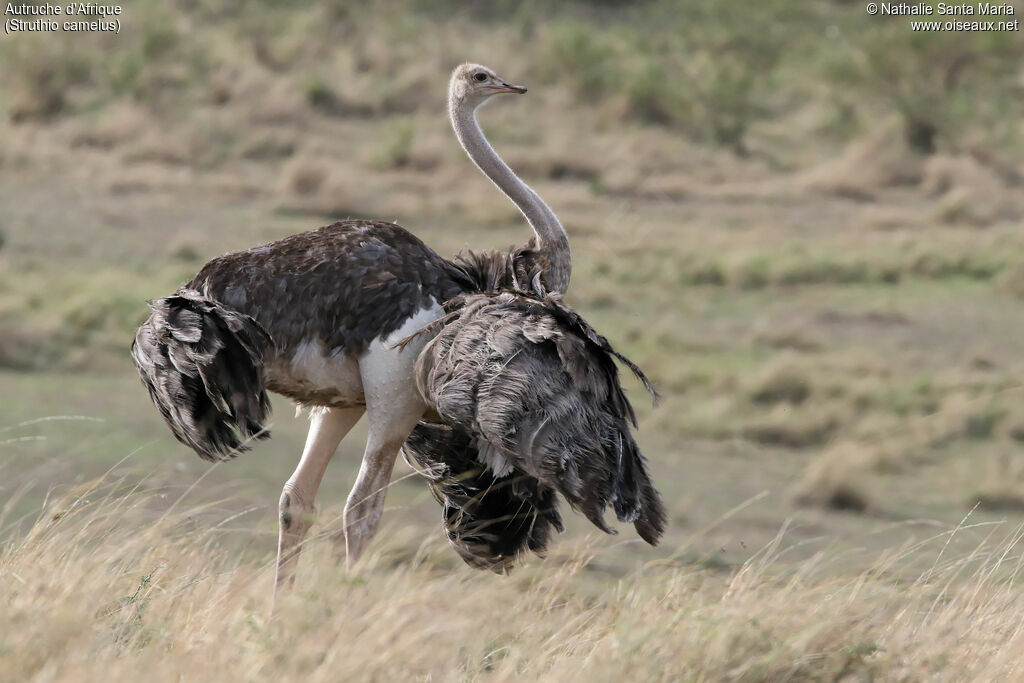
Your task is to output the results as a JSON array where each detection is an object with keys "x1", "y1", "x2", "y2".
[
  {"x1": 131, "y1": 290, "x2": 272, "y2": 461},
  {"x1": 404, "y1": 280, "x2": 666, "y2": 571}
]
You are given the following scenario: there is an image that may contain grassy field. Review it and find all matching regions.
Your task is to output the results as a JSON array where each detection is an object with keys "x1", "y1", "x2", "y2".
[{"x1": 2, "y1": 0, "x2": 1024, "y2": 679}]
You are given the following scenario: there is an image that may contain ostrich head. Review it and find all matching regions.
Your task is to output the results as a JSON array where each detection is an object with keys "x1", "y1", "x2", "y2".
[{"x1": 448, "y1": 63, "x2": 527, "y2": 111}]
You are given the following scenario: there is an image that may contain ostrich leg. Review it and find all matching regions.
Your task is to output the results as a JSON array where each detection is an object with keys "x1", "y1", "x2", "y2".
[
  {"x1": 275, "y1": 406, "x2": 364, "y2": 595},
  {"x1": 338, "y1": 310, "x2": 437, "y2": 569}
]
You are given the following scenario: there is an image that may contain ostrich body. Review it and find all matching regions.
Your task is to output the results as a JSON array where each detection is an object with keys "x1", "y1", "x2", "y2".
[{"x1": 133, "y1": 65, "x2": 571, "y2": 590}]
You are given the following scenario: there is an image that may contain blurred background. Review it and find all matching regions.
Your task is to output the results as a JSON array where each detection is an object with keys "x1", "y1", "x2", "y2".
[{"x1": 2, "y1": 0, "x2": 1024, "y2": 574}]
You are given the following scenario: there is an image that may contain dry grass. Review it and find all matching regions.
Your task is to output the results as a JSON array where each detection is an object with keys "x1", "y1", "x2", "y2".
[{"x1": 5, "y1": 474, "x2": 1024, "y2": 681}]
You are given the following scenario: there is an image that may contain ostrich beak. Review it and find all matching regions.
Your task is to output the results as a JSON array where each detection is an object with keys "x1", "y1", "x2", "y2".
[{"x1": 490, "y1": 81, "x2": 528, "y2": 94}]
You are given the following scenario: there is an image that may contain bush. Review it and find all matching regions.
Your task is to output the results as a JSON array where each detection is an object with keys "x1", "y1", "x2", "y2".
[
  {"x1": 792, "y1": 442, "x2": 873, "y2": 512},
  {"x1": 539, "y1": 1, "x2": 825, "y2": 151},
  {"x1": 371, "y1": 118, "x2": 416, "y2": 169},
  {"x1": 749, "y1": 360, "x2": 813, "y2": 405},
  {"x1": 3, "y1": 39, "x2": 92, "y2": 121},
  {"x1": 824, "y1": 7, "x2": 1024, "y2": 154},
  {"x1": 540, "y1": 22, "x2": 619, "y2": 98}
]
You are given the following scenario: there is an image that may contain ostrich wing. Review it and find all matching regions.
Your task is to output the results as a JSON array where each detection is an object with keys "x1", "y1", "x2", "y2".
[{"x1": 405, "y1": 290, "x2": 665, "y2": 571}]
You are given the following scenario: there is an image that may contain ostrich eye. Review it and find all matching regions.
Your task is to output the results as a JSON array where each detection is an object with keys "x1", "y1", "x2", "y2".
[{"x1": 473, "y1": 73, "x2": 487, "y2": 82}]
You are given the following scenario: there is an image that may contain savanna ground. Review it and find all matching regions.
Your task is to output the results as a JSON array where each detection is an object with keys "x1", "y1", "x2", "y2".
[{"x1": 2, "y1": 1, "x2": 1024, "y2": 679}]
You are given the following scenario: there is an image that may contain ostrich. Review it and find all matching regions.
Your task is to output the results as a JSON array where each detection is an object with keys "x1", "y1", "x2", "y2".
[
  {"x1": 132, "y1": 64, "x2": 664, "y2": 590},
  {"x1": 133, "y1": 64, "x2": 572, "y2": 590},
  {"x1": 403, "y1": 273, "x2": 666, "y2": 573}
]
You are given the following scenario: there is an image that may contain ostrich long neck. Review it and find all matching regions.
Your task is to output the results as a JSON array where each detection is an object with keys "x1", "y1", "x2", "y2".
[{"x1": 450, "y1": 102, "x2": 571, "y2": 293}]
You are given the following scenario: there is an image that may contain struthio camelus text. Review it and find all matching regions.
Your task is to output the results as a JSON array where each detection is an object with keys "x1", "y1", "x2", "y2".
[{"x1": 132, "y1": 64, "x2": 664, "y2": 591}]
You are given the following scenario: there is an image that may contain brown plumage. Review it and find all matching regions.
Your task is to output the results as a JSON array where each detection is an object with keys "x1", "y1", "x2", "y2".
[
  {"x1": 403, "y1": 286, "x2": 666, "y2": 572},
  {"x1": 188, "y1": 222, "x2": 471, "y2": 361}
]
